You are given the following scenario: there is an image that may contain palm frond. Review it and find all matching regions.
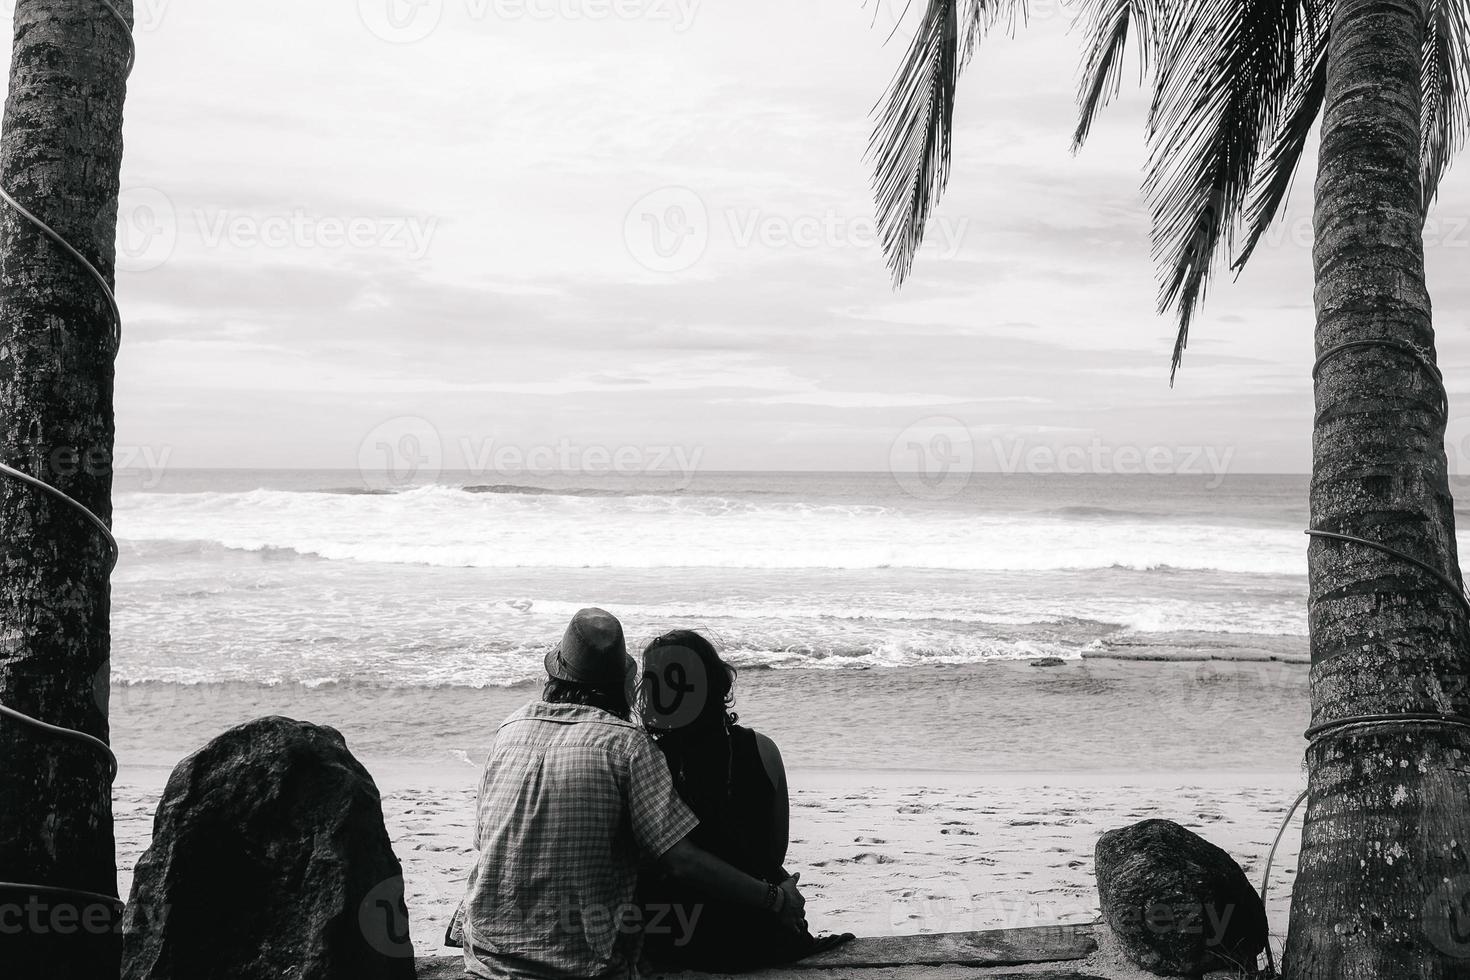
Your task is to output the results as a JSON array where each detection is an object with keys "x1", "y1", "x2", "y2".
[
  {"x1": 1233, "y1": 18, "x2": 1329, "y2": 272},
  {"x1": 1072, "y1": 0, "x2": 1163, "y2": 151},
  {"x1": 868, "y1": 0, "x2": 1028, "y2": 287},
  {"x1": 1144, "y1": 0, "x2": 1307, "y2": 381},
  {"x1": 1423, "y1": 0, "x2": 1470, "y2": 212}
]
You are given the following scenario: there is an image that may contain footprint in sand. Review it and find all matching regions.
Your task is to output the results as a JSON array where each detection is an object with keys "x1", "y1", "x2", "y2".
[
  {"x1": 940, "y1": 827, "x2": 978, "y2": 836},
  {"x1": 855, "y1": 836, "x2": 887, "y2": 844},
  {"x1": 844, "y1": 852, "x2": 895, "y2": 865},
  {"x1": 897, "y1": 805, "x2": 924, "y2": 814}
]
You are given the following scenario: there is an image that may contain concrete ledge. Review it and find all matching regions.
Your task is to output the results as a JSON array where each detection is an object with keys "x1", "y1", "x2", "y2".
[{"x1": 417, "y1": 923, "x2": 1100, "y2": 978}]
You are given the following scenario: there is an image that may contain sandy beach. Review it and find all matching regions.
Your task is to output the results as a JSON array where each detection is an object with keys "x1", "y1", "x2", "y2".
[
  {"x1": 115, "y1": 754, "x2": 1306, "y2": 963},
  {"x1": 106, "y1": 653, "x2": 1312, "y2": 973}
]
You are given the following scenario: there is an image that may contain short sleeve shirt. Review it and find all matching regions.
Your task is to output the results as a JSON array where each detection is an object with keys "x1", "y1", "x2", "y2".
[{"x1": 463, "y1": 701, "x2": 699, "y2": 979}]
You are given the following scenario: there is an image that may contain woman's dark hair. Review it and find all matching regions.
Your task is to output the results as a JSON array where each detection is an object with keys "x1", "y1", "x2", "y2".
[
  {"x1": 543, "y1": 676, "x2": 630, "y2": 721},
  {"x1": 639, "y1": 630, "x2": 738, "y2": 826}
]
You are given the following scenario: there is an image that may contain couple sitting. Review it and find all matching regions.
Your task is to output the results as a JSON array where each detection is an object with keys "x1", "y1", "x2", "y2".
[{"x1": 453, "y1": 607, "x2": 850, "y2": 979}]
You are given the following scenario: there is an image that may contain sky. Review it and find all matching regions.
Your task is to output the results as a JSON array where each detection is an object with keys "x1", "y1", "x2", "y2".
[{"x1": 9, "y1": 0, "x2": 1470, "y2": 476}]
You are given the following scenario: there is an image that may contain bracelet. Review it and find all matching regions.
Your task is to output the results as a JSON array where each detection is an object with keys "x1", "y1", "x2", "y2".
[
  {"x1": 763, "y1": 881, "x2": 781, "y2": 911},
  {"x1": 773, "y1": 883, "x2": 787, "y2": 914}
]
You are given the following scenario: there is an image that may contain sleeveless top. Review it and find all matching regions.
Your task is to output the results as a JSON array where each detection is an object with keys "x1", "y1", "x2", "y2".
[
  {"x1": 681, "y1": 724, "x2": 779, "y2": 879},
  {"x1": 641, "y1": 724, "x2": 815, "y2": 972}
]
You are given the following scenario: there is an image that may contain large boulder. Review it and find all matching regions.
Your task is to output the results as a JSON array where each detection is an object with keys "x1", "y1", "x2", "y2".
[
  {"x1": 1095, "y1": 819, "x2": 1267, "y2": 977},
  {"x1": 121, "y1": 716, "x2": 414, "y2": 980}
]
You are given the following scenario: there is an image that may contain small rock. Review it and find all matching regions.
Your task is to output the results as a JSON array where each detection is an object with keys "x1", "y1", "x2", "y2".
[
  {"x1": 1030, "y1": 657, "x2": 1067, "y2": 667},
  {"x1": 1095, "y1": 818, "x2": 1267, "y2": 977},
  {"x1": 122, "y1": 716, "x2": 415, "y2": 980}
]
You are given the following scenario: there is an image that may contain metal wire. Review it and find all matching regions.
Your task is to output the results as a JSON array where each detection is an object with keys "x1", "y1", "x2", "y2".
[
  {"x1": 1256, "y1": 518, "x2": 1470, "y2": 977},
  {"x1": 0, "y1": 702, "x2": 117, "y2": 779},
  {"x1": 0, "y1": 881, "x2": 124, "y2": 911},
  {"x1": 1312, "y1": 338, "x2": 1448, "y2": 420}
]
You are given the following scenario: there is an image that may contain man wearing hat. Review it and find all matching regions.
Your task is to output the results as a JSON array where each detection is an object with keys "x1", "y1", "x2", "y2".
[{"x1": 460, "y1": 608, "x2": 806, "y2": 979}]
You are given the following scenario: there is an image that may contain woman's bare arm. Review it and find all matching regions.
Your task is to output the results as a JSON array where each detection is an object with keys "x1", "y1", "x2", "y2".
[{"x1": 754, "y1": 731, "x2": 790, "y2": 872}]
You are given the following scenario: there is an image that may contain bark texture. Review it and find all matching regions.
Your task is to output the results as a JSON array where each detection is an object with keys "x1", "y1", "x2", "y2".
[
  {"x1": 1284, "y1": 0, "x2": 1470, "y2": 976},
  {"x1": 0, "y1": 2, "x2": 131, "y2": 978}
]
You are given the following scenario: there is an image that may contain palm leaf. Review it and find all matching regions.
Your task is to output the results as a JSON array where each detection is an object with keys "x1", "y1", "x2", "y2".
[
  {"x1": 868, "y1": 0, "x2": 1028, "y2": 286},
  {"x1": 1233, "y1": 17, "x2": 1329, "y2": 271},
  {"x1": 1423, "y1": 0, "x2": 1470, "y2": 211},
  {"x1": 1145, "y1": 0, "x2": 1307, "y2": 381},
  {"x1": 1072, "y1": 0, "x2": 1163, "y2": 151}
]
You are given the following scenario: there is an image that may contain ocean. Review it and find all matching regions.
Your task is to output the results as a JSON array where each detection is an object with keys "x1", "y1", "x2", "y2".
[
  {"x1": 111, "y1": 470, "x2": 1310, "y2": 687},
  {"x1": 106, "y1": 470, "x2": 1319, "y2": 772}
]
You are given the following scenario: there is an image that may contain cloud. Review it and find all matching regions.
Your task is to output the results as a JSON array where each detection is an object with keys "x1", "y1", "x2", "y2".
[{"x1": 21, "y1": 0, "x2": 1425, "y2": 470}]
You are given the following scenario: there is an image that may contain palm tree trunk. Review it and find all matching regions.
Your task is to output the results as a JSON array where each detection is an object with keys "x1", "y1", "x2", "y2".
[
  {"x1": 0, "y1": 2, "x2": 131, "y2": 978},
  {"x1": 1284, "y1": 0, "x2": 1470, "y2": 976}
]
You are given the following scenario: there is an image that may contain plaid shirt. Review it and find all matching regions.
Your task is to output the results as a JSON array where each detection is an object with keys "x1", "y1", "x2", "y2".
[{"x1": 462, "y1": 700, "x2": 698, "y2": 980}]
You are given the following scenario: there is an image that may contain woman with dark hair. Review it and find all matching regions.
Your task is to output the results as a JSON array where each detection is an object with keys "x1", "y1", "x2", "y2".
[{"x1": 637, "y1": 630, "x2": 851, "y2": 972}]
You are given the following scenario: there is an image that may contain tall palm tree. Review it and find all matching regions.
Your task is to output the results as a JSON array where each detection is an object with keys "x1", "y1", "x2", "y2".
[
  {"x1": 0, "y1": 1, "x2": 132, "y2": 978},
  {"x1": 870, "y1": 0, "x2": 1470, "y2": 976}
]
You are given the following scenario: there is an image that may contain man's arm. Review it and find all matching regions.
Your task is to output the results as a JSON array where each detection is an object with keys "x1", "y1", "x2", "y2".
[{"x1": 657, "y1": 834, "x2": 806, "y2": 931}]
